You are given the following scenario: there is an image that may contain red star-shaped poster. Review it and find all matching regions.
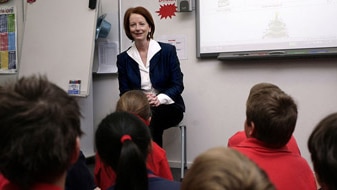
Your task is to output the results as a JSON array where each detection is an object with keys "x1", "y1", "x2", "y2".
[{"x1": 156, "y1": 3, "x2": 177, "y2": 19}]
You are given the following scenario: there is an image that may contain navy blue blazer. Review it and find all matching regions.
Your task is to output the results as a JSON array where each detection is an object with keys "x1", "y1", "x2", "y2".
[{"x1": 117, "y1": 42, "x2": 185, "y2": 112}]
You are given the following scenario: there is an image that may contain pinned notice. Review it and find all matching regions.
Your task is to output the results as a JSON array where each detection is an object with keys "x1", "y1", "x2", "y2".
[
  {"x1": 96, "y1": 39, "x2": 118, "y2": 73},
  {"x1": 68, "y1": 80, "x2": 81, "y2": 95}
]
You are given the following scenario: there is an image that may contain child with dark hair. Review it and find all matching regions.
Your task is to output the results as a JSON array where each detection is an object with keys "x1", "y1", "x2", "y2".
[
  {"x1": 308, "y1": 112, "x2": 337, "y2": 190},
  {"x1": 0, "y1": 75, "x2": 83, "y2": 190},
  {"x1": 95, "y1": 112, "x2": 180, "y2": 190},
  {"x1": 94, "y1": 90, "x2": 173, "y2": 190}
]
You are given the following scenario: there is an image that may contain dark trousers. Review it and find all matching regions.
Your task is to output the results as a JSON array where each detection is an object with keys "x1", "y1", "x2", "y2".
[{"x1": 149, "y1": 103, "x2": 184, "y2": 147}]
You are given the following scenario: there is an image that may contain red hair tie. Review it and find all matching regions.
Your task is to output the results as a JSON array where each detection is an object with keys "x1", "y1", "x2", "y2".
[{"x1": 120, "y1": 134, "x2": 132, "y2": 143}]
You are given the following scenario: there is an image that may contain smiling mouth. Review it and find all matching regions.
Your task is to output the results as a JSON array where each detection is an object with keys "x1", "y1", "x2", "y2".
[{"x1": 133, "y1": 33, "x2": 144, "y2": 37}]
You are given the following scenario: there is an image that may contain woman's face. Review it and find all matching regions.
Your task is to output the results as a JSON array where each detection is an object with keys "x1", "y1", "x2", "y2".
[{"x1": 129, "y1": 13, "x2": 151, "y2": 42}]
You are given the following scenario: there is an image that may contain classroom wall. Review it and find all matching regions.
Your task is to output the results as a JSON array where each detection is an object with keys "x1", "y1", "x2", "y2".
[{"x1": 93, "y1": 0, "x2": 337, "y2": 168}]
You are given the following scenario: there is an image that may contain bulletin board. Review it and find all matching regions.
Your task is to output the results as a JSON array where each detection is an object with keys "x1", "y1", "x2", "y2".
[{"x1": 19, "y1": 0, "x2": 98, "y2": 96}]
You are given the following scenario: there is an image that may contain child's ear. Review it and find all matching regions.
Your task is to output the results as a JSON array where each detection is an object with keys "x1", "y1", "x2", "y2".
[
  {"x1": 244, "y1": 120, "x2": 255, "y2": 138},
  {"x1": 70, "y1": 137, "x2": 81, "y2": 164}
]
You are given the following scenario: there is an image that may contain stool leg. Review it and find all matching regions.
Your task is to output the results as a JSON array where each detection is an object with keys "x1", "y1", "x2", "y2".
[
  {"x1": 180, "y1": 125, "x2": 186, "y2": 181},
  {"x1": 183, "y1": 126, "x2": 187, "y2": 169}
]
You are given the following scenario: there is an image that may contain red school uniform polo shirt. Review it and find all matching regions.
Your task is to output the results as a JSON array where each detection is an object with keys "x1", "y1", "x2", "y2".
[{"x1": 231, "y1": 138, "x2": 317, "y2": 190}]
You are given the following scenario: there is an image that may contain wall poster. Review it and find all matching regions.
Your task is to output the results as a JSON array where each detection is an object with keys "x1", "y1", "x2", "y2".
[{"x1": 0, "y1": 6, "x2": 17, "y2": 74}]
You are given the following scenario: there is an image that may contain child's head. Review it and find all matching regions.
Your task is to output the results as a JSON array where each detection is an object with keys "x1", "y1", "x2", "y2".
[
  {"x1": 0, "y1": 75, "x2": 83, "y2": 188},
  {"x1": 116, "y1": 90, "x2": 151, "y2": 124},
  {"x1": 245, "y1": 83, "x2": 297, "y2": 148},
  {"x1": 181, "y1": 147, "x2": 275, "y2": 190},
  {"x1": 95, "y1": 111, "x2": 152, "y2": 190},
  {"x1": 308, "y1": 112, "x2": 337, "y2": 190}
]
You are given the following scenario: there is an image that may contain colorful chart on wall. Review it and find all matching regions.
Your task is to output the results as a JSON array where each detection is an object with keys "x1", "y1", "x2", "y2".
[{"x1": 0, "y1": 6, "x2": 17, "y2": 74}]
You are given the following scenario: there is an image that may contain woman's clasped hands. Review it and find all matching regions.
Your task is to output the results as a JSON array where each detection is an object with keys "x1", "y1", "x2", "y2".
[{"x1": 146, "y1": 93, "x2": 160, "y2": 107}]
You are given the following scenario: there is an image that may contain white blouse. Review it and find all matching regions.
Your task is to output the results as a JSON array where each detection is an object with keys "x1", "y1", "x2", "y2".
[{"x1": 127, "y1": 39, "x2": 174, "y2": 105}]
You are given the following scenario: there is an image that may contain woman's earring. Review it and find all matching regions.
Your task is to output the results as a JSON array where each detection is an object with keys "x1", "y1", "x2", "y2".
[{"x1": 148, "y1": 32, "x2": 151, "y2": 39}]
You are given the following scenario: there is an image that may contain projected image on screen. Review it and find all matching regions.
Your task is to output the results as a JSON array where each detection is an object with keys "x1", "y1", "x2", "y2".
[
  {"x1": 197, "y1": 0, "x2": 337, "y2": 58},
  {"x1": 263, "y1": 13, "x2": 288, "y2": 39}
]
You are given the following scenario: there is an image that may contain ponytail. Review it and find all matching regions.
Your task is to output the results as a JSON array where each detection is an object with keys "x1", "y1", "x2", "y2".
[
  {"x1": 115, "y1": 140, "x2": 148, "y2": 190},
  {"x1": 95, "y1": 112, "x2": 151, "y2": 190}
]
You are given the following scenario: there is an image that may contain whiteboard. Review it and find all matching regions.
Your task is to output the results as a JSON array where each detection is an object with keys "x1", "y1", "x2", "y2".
[
  {"x1": 196, "y1": 0, "x2": 337, "y2": 59},
  {"x1": 19, "y1": 0, "x2": 98, "y2": 96}
]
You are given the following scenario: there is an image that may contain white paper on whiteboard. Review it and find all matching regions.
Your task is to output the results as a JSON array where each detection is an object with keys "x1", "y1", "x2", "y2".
[{"x1": 97, "y1": 40, "x2": 118, "y2": 74}]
